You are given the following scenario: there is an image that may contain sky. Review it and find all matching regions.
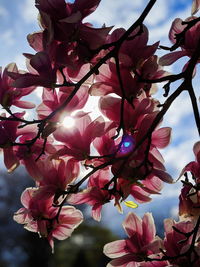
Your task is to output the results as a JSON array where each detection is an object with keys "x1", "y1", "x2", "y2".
[{"x1": 0, "y1": 0, "x2": 199, "y2": 233}]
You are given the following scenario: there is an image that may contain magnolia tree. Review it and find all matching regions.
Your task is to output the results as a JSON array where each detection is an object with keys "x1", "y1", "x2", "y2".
[{"x1": 0, "y1": 0, "x2": 200, "y2": 266}]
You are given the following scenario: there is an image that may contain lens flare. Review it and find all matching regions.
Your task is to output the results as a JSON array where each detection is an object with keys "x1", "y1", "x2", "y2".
[
  {"x1": 119, "y1": 135, "x2": 135, "y2": 155},
  {"x1": 61, "y1": 116, "x2": 75, "y2": 128}
]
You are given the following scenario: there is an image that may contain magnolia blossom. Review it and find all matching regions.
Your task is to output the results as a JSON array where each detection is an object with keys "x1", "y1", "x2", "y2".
[
  {"x1": 159, "y1": 16, "x2": 200, "y2": 66},
  {"x1": 163, "y1": 218, "x2": 200, "y2": 266},
  {"x1": 35, "y1": 157, "x2": 79, "y2": 203},
  {"x1": 14, "y1": 188, "x2": 83, "y2": 252},
  {"x1": 179, "y1": 142, "x2": 200, "y2": 218},
  {"x1": 107, "y1": 26, "x2": 159, "y2": 69},
  {"x1": 0, "y1": 0, "x2": 199, "y2": 258},
  {"x1": 68, "y1": 169, "x2": 112, "y2": 221},
  {"x1": 104, "y1": 212, "x2": 165, "y2": 267},
  {"x1": 53, "y1": 112, "x2": 106, "y2": 160},
  {"x1": 8, "y1": 52, "x2": 57, "y2": 88},
  {"x1": 37, "y1": 84, "x2": 89, "y2": 122},
  {"x1": 181, "y1": 141, "x2": 200, "y2": 180},
  {"x1": 0, "y1": 64, "x2": 35, "y2": 108}
]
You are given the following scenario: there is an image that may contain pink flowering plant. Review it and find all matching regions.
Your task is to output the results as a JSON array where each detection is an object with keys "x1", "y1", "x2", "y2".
[{"x1": 1, "y1": 0, "x2": 200, "y2": 265}]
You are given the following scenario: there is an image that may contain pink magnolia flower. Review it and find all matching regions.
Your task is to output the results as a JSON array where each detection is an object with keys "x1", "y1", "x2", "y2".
[
  {"x1": 107, "y1": 26, "x2": 159, "y2": 69},
  {"x1": 92, "y1": 123, "x2": 135, "y2": 162},
  {"x1": 99, "y1": 95, "x2": 172, "y2": 184},
  {"x1": 104, "y1": 212, "x2": 164, "y2": 267},
  {"x1": 164, "y1": 218, "x2": 200, "y2": 266},
  {"x1": 89, "y1": 61, "x2": 142, "y2": 100},
  {"x1": 14, "y1": 187, "x2": 83, "y2": 252},
  {"x1": 0, "y1": 64, "x2": 35, "y2": 108},
  {"x1": 159, "y1": 16, "x2": 200, "y2": 66},
  {"x1": 36, "y1": 0, "x2": 112, "y2": 50},
  {"x1": 179, "y1": 183, "x2": 200, "y2": 219},
  {"x1": 181, "y1": 141, "x2": 200, "y2": 180},
  {"x1": 179, "y1": 142, "x2": 200, "y2": 218},
  {"x1": 53, "y1": 112, "x2": 106, "y2": 160},
  {"x1": 36, "y1": 158, "x2": 80, "y2": 203},
  {"x1": 90, "y1": 28, "x2": 165, "y2": 99},
  {"x1": 68, "y1": 169, "x2": 113, "y2": 221},
  {"x1": 8, "y1": 52, "x2": 57, "y2": 88},
  {"x1": 98, "y1": 94, "x2": 158, "y2": 133},
  {"x1": 37, "y1": 84, "x2": 89, "y2": 122},
  {"x1": 0, "y1": 112, "x2": 28, "y2": 172},
  {"x1": 116, "y1": 173, "x2": 163, "y2": 206},
  {"x1": 5, "y1": 124, "x2": 59, "y2": 178}
]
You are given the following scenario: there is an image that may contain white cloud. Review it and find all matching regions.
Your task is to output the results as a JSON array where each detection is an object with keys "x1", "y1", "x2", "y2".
[
  {"x1": 87, "y1": 0, "x2": 145, "y2": 29},
  {"x1": 164, "y1": 92, "x2": 193, "y2": 126},
  {"x1": 145, "y1": 0, "x2": 169, "y2": 27},
  {"x1": 1, "y1": 30, "x2": 15, "y2": 46},
  {"x1": 20, "y1": 0, "x2": 38, "y2": 24},
  {"x1": 163, "y1": 136, "x2": 198, "y2": 177}
]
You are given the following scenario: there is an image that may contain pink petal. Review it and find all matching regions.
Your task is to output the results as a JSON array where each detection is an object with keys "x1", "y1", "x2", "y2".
[
  {"x1": 169, "y1": 18, "x2": 184, "y2": 43},
  {"x1": 52, "y1": 206, "x2": 83, "y2": 240},
  {"x1": 80, "y1": 24, "x2": 113, "y2": 50},
  {"x1": 3, "y1": 147, "x2": 19, "y2": 172},
  {"x1": 142, "y1": 213, "x2": 156, "y2": 244},
  {"x1": 14, "y1": 100, "x2": 36, "y2": 109},
  {"x1": 13, "y1": 208, "x2": 31, "y2": 224},
  {"x1": 122, "y1": 212, "x2": 142, "y2": 238},
  {"x1": 91, "y1": 203, "x2": 102, "y2": 221},
  {"x1": 103, "y1": 240, "x2": 127, "y2": 258},
  {"x1": 12, "y1": 74, "x2": 42, "y2": 88},
  {"x1": 84, "y1": 116, "x2": 105, "y2": 140},
  {"x1": 193, "y1": 141, "x2": 200, "y2": 162},
  {"x1": 27, "y1": 31, "x2": 43, "y2": 52},
  {"x1": 152, "y1": 169, "x2": 173, "y2": 183},
  {"x1": 99, "y1": 96, "x2": 120, "y2": 122},
  {"x1": 142, "y1": 237, "x2": 164, "y2": 254},
  {"x1": 159, "y1": 51, "x2": 187, "y2": 66},
  {"x1": 68, "y1": 189, "x2": 93, "y2": 205},
  {"x1": 130, "y1": 186, "x2": 152, "y2": 203},
  {"x1": 151, "y1": 127, "x2": 172, "y2": 148},
  {"x1": 106, "y1": 255, "x2": 138, "y2": 267},
  {"x1": 24, "y1": 220, "x2": 38, "y2": 233},
  {"x1": 142, "y1": 175, "x2": 163, "y2": 194},
  {"x1": 20, "y1": 188, "x2": 36, "y2": 208},
  {"x1": 89, "y1": 82, "x2": 114, "y2": 96},
  {"x1": 74, "y1": 0, "x2": 101, "y2": 17},
  {"x1": 30, "y1": 51, "x2": 52, "y2": 75},
  {"x1": 60, "y1": 11, "x2": 82, "y2": 23},
  {"x1": 23, "y1": 158, "x2": 43, "y2": 181}
]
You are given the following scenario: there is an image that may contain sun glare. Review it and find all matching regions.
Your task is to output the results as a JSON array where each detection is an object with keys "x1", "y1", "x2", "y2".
[{"x1": 61, "y1": 116, "x2": 75, "y2": 128}]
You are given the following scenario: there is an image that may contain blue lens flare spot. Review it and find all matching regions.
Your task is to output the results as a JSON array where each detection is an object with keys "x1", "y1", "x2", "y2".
[
  {"x1": 119, "y1": 135, "x2": 135, "y2": 155},
  {"x1": 124, "y1": 142, "x2": 130, "y2": 147}
]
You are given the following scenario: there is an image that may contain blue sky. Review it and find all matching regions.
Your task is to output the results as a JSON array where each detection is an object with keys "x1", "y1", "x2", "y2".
[{"x1": 0, "y1": 0, "x2": 199, "y2": 231}]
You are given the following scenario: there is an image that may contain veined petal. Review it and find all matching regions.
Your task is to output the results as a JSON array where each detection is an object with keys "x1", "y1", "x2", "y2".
[
  {"x1": 106, "y1": 255, "x2": 138, "y2": 267},
  {"x1": 142, "y1": 213, "x2": 156, "y2": 244},
  {"x1": 13, "y1": 208, "x2": 31, "y2": 224},
  {"x1": 103, "y1": 240, "x2": 127, "y2": 258},
  {"x1": 14, "y1": 100, "x2": 36, "y2": 109},
  {"x1": 151, "y1": 127, "x2": 172, "y2": 149},
  {"x1": 193, "y1": 141, "x2": 200, "y2": 162},
  {"x1": 159, "y1": 51, "x2": 187, "y2": 66},
  {"x1": 153, "y1": 169, "x2": 173, "y2": 184},
  {"x1": 91, "y1": 203, "x2": 102, "y2": 221},
  {"x1": 122, "y1": 212, "x2": 142, "y2": 238}
]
